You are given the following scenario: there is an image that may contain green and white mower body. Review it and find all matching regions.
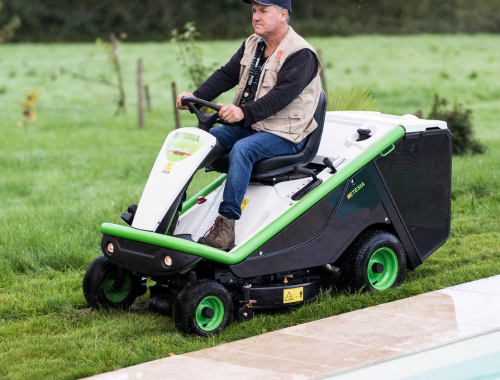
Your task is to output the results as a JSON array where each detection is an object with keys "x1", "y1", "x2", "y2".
[
  {"x1": 85, "y1": 97, "x2": 452, "y2": 336},
  {"x1": 132, "y1": 127, "x2": 221, "y2": 233}
]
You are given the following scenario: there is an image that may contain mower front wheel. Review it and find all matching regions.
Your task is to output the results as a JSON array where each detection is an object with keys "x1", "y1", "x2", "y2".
[
  {"x1": 340, "y1": 230, "x2": 406, "y2": 292},
  {"x1": 174, "y1": 280, "x2": 232, "y2": 336},
  {"x1": 83, "y1": 255, "x2": 142, "y2": 310},
  {"x1": 235, "y1": 305, "x2": 254, "y2": 322}
]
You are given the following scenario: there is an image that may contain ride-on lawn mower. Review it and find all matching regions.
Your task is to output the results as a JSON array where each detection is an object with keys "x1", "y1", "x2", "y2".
[{"x1": 83, "y1": 92, "x2": 452, "y2": 336}]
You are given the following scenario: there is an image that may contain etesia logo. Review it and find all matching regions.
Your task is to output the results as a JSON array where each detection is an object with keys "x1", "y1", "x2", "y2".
[
  {"x1": 173, "y1": 132, "x2": 200, "y2": 142},
  {"x1": 347, "y1": 182, "x2": 366, "y2": 199},
  {"x1": 276, "y1": 50, "x2": 283, "y2": 61},
  {"x1": 166, "y1": 131, "x2": 205, "y2": 162}
]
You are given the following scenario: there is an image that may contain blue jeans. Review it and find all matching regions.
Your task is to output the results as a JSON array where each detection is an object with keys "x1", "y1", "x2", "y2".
[{"x1": 209, "y1": 125, "x2": 305, "y2": 220}]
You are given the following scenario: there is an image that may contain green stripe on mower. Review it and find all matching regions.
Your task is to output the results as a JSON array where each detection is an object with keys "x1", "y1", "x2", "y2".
[{"x1": 101, "y1": 126, "x2": 405, "y2": 265}]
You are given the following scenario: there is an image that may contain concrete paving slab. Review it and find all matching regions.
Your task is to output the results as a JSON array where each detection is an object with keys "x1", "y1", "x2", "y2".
[
  {"x1": 83, "y1": 355, "x2": 292, "y2": 380},
  {"x1": 214, "y1": 331, "x2": 398, "y2": 373},
  {"x1": 279, "y1": 307, "x2": 486, "y2": 352},
  {"x1": 187, "y1": 346, "x2": 337, "y2": 379},
  {"x1": 83, "y1": 275, "x2": 500, "y2": 380}
]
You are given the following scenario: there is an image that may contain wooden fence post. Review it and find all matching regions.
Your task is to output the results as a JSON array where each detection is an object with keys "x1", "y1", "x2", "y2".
[
  {"x1": 172, "y1": 82, "x2": 181, "y2": 129},
  {"x1": 144, "y1": 85, "x2": 151, "y2": 111},
  {"x1": 110, "y1": 33, "x2": 126, "y2": 115},
  {"x1": 137, "y1": 59, "x2": 144, "y2": 127}
]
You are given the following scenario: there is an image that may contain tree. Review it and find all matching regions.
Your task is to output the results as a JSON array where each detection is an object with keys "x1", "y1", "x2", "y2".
[{"x1": 0, "y1": 1, "x2": 20, "y2": 43}]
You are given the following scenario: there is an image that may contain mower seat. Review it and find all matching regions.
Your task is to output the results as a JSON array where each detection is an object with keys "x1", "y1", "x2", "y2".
[{"x1": 209, "y1": 90, "x2": 327, "y2": 181}]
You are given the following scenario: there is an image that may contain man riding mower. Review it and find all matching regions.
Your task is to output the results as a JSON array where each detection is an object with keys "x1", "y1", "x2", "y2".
[{"x1": 83, "y1": 0, "x2": 452, "y2": 336}]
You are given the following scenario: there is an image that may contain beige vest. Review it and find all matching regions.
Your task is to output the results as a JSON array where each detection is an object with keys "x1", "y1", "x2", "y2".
[{"x1": 233, "y1": 26, "x2": 322, "y2": 143}]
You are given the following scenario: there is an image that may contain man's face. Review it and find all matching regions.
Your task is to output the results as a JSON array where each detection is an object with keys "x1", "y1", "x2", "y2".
[{"x1": 252, "y1": 4, "x2": 284, "y2": 38}]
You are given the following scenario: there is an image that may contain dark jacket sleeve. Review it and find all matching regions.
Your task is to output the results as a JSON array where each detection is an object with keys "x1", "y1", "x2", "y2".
[
  {"x1": 193, "y1": 42, "x2": 245, "y2": 102},
  {"x1": 240, "y1": 49, "x2": 318, "y2": 128}
]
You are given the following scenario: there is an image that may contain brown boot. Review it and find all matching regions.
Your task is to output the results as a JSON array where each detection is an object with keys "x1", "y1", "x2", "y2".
[{"x1": 198, "y1": 215, "x2": 235, "y2": 251}]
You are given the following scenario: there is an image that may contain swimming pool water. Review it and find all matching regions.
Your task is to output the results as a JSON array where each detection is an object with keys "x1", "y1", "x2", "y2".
[{"x1": 404, "y1": 351, "x2": 500, "y2": 380}]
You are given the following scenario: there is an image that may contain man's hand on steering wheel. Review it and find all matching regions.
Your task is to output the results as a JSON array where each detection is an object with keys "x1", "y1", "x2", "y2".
[
  {"x1": 217, "y1": 104, "x2": 244, "y2": 124},
  {"x1": 176, "y1": 92, "x2": 195, "y2": 110},
  {"x1": 179, "y1": 96, "x2": 243, "y2": 131}
]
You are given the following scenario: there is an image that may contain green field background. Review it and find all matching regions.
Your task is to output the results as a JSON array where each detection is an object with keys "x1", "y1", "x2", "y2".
[{"x1": 1, "y1": 35, "x2": 499, "y2": 379}]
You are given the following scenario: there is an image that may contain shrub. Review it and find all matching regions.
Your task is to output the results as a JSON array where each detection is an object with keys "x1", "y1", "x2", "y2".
[
  {"x1": 171, "y1": 22, "x2": 216, "y2": 90},
  {"x1": 327, "y1": 86, "x2": 378, "y2": 112},
  {"x1": 0, "y1": 1, "x2": 20, "y2": 43},
  {"x1": 416, "y1": 95, "x2": 486, "y2": 156}
]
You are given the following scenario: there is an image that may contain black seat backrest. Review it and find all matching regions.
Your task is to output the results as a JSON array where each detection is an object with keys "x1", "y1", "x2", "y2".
[{"x1": 209, "y1": 90, "x2": 327, "y2": 180}]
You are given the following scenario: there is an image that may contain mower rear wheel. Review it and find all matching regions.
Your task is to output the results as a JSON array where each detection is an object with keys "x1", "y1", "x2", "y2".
[
  {"x1": 174, "y1": 280, "x2": 232, "y2": 336},
  {"x1": 339, "y1": 230, "x2": 406, "y2": 292},
  {"x1": 83, "y1": 255, "x2": 142, "y2": 310}
]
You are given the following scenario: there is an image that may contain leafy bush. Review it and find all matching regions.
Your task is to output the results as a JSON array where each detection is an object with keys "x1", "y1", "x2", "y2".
[
  {"x1": 171, "y1": 22, "x2": 216, "y2": 90},
  {"x1": 0, "y1": 0, "x2": 20, "y2": 43},
  {"x1": 327, "y1": 86, "x2": 378, "y2": 112},
  {"x1": 416, "y1": 95, "x2": 486, "y2": 156}
]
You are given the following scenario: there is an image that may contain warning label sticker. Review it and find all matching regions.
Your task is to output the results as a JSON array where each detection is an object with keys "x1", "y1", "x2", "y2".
[
  {"x1": 283, "y1": 287, "x2": 304, "y2": 304},
  {"x1": 162, "y1": 161, "x2": 175, "y2": 174},
  {"x1": 241, "y1": 198, "x2": 249, "y2": 211}
]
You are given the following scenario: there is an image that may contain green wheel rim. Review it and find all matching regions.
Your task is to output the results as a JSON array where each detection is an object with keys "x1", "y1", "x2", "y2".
[
  {"x1": 196, "y1": 296, "x2": 224, "y2": 332},
  {"x1": 103, "y1": 270, "x2": 132, "y2": 303},
  {"x1": 367, "y1": 247, "x2": 398, "y2": 290}
]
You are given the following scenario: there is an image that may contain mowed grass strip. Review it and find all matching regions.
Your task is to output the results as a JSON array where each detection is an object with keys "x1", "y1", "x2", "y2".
[{"x1": 0, "y1": 34, "x2": 499, "y2": 379}]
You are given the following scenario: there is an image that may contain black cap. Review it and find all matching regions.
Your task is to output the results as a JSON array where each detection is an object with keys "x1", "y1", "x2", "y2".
[{"x1": 242, "y1": 0, "x2": 292, "y2": 15}]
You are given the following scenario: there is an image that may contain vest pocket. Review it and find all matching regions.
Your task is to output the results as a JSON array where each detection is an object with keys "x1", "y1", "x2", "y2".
[
  {"x1": 288, "y1": 108, "x2": 302, "y2": 119},
  {"x1": 289, "y1": 107, "x2": 308, "y2": 139},
  {"x1": 262, "y1": 69, "x2": 278, "y2": 87},
  {"x1": 263, "y1": 108, "x2": 303, "y2": 134},
  {"x1": 240, "y1": 55, "x2": 251, "y2": 66},
  {"x1": 270, "y1": 107, "x2": 302, "y2": 120},
  {"x1": 239, "y1": 55, "x2": 250, "y2": 82}
]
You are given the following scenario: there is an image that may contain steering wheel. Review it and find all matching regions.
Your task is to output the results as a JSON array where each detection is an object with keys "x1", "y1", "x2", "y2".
[{"x1": 181, "y1": 97, "x2": 241, "y2": 132}]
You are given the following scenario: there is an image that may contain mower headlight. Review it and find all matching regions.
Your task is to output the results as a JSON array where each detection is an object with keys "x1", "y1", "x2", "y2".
[
  {"x1": 107, "y1": 242, "x2": 115, "y2": 254},
  {"x1": 164, "y1": 255, "x2": 173, "y2": 267}
]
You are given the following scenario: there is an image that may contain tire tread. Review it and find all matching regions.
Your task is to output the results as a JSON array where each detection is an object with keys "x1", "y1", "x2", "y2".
[
  {"x1": 174, "y1": 279, "x2": 232, "y2": 336},
  {"x1": 82, "y1": 255, "x2": 140, "y2": 310},
  {"x1": 339, "y1": 229, "x2": 407, "y2": 292}
]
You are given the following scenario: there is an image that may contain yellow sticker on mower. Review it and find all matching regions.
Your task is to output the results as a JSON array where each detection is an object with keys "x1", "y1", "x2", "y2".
[
  {"x1": 241, "y1": 198, "x2": 249, "y2": 211},
  {"x1": 283, "y1": 287, "x2": 304, "y2": 304},
  {"x1": 162, "y1": 161, "x2": 175, "y2": 174}
]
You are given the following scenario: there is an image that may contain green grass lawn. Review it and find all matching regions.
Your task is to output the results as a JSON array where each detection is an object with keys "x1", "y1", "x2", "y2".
[{"x1": 1, "y1": 34, "x2": 499, "y2": 379}]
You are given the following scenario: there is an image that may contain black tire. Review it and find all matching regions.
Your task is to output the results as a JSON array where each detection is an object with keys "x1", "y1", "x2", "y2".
[
  {"x1": 174, "y1": 280, "x2": 232, "y2": 336},
  {"x1": 83, "y1": 255, "x2": 141, "y2": 310},
  {"x1": 339, "y1": 230, "x2": 406, "y2": 292}
]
